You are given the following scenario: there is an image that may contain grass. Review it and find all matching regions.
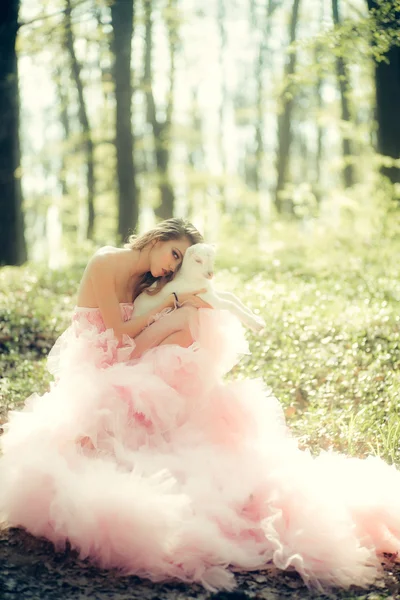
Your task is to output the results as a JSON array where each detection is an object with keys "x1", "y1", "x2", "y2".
[
  {"x1": 1, "y1": 210, "x2": 400, "y2": 599},
  {"x1": 1, "y1": 211, "x2": 400, "y2": 467},
  {"x1": 215, "y1": 214, "x2": 400, "y2": 463}
]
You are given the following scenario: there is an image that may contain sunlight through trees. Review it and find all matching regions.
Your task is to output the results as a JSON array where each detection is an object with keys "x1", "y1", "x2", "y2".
[{"x1": 0, "y1": 0, "x2": 399, "y2": 265}]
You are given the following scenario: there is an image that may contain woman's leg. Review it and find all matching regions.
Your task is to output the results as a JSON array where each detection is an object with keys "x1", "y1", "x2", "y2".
[
  {"x1": 158, "y1": 329, "x2": 193, "y2": 348},
  {"x1": 131, "y1": 306, "x2": 197, "y2": 358}
]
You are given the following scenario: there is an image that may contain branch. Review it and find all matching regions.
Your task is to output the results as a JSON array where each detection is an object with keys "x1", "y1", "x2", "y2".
[{"x1": 18, "y1": 0, "x2": 90, "y2": 29}]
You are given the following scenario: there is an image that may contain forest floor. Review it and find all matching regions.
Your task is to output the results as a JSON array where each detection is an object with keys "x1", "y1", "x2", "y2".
[
  {"x1": 1, "y1": 527, "x2": 400, "y2": 600},
  {"x1": 1, "y1": 217, "x2": 400, "y2": 599}
]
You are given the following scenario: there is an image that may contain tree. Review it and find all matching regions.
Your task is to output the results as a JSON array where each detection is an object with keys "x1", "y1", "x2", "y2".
[
  {"x1": 313, "y1": 0, "x2": 325, "y2": 203},
  {"x1": 111, "y1": 0, "x2": 139, "y2": 241},
  {"x1": 217, "y1": 0, "x2": 228, "y2": 209},
  {"x1": 187, "y1": 88, "x2": 205, "y2": 222},
  {"x1": 366, "y1": 0, "x2": 400, "y2": 185},
  {"x1": 143, "y1": 0, "x2": 177, "y2": 220},
  {"x1": 64, "y1": 0, "x2": 95, "y2": 239},
  {"x1": 253, "y1": 0, "x2": 278, "y2": 196},
  {"x1": 54, "y1": 66, "x2": 70, "y2": 199},
  {"x1": 332, "y1": 0, "x2": 354, "y2": 188},
  {"x1": 0, "y1": 0, "x2": 27, "y2": 265},
  {"x1": 275, "y1": 0, "x2": 301, "y2": 214}
]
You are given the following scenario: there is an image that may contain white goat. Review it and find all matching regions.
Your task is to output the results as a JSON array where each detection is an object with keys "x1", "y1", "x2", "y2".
[{"x1": 133, "y1": 243, "x2": 265, "y2": 332}]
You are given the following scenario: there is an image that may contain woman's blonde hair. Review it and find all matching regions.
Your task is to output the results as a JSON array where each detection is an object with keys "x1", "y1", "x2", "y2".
[{"x1": 125, "y1": 218, "x2": 203, "y2": 301}]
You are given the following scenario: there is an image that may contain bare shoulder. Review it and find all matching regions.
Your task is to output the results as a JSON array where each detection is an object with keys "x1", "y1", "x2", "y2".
[
  {"x1": 80, "y1": 247, "x2": 123, "y2": 290},
  {"x1": 77, "y1": 247, "x2": 122, "y2": 307},
  {"x1": 88, "y1": 246, "x2": 122, "y2": 269},
  {"x1": 92, "y1": 245, "x2": 121, "y2": 260}
]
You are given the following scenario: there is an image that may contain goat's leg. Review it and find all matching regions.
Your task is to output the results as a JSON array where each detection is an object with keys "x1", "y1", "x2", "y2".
[
  {"x1": 216, "y1": 290, "x2": 262, "y2": 320},
  {"x1": 201, "y1": 291, "x2": 265, "y2": 332}
]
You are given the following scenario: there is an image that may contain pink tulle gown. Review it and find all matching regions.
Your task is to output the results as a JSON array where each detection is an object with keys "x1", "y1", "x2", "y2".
[{"x1": 1, "y1": 303, "x2": 400, "y2": 592}]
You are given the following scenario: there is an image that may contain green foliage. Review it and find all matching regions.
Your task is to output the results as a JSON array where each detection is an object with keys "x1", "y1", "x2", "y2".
[
  {"x1": 216, "y1": 201, "x2": 400, "y2": 463},
  {"x1": 0, "y1": 262, "x2": 81, "y2": 423},
  {"x1": 368, "y1": 0, "x2": 400, "y2": 60},
  {"x1": 1, "y1": 200, "x2": 400, "y2": 466},
  {"x1": 320, "y1": 0, "x2": 400, "y2": 64}
]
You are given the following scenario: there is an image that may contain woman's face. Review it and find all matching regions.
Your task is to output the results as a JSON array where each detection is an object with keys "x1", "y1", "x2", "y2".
[{"x1": 150, "y1": 237, "x2": 191, "y2": 278}]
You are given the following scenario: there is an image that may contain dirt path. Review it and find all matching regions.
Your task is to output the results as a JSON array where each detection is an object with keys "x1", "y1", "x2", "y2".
[{"x1": 1, "y1": 529, "x2": 400, "y2": 600}]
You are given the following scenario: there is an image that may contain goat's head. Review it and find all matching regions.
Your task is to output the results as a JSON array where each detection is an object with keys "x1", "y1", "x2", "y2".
[{"x1": 181, "y1": 243, "x2": 216, "y2": 280}]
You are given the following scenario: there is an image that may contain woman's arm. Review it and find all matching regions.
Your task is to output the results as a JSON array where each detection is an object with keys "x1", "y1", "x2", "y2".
[
  {"x1": 120, "y1": 299, "x2": 174, "y2": 339},
  {"x1": 90, "y1": 254, "x2": 174, "y2": 342}
]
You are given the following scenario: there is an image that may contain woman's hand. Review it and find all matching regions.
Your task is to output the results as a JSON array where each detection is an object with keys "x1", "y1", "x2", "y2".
[{"x1": 173, "y1": 290, "x2": 213, "y2": 309}]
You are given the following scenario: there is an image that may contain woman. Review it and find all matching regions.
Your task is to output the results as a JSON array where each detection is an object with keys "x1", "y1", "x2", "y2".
[
  {"x1": 0, "y1": 218, "x2": 400, "y2": 592},
  {"x1": 75, "y1": 218, "x2": 211, "y2": 356}
]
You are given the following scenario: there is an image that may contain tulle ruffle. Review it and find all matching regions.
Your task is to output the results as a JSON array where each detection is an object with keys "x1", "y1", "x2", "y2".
[{"x1": 1, "y1": 303, "x2": 400, "y2": 591}]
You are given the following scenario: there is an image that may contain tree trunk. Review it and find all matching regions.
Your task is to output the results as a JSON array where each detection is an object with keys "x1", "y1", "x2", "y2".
[
  {"x1": 0, "y1": 0, "x2": 27, "y2": 265},
  {"x1": 332, "y1": 0, "x2": 354, "y2": 188},
  {"x1": 111, "y1": 0, "x2": 138, "y2": 240},
  {"x1": 217, "y1": 0, "x2": 227, "y2": 209},
  {"x1": 64, "y1": 0, "x2": 95, "y2": 239},
  {"x1": 275, "y1": 0, "x2": 301, "y2": 214},
  {"x1": 314, "y1": 58, "x2": 323, "y2": 204},
  {"x1": 313, "y1": 0, "x2": 324, "y2": 203},
  {"x1": 144, "y1": 0, "x2": 175, "y2": 220},
  {"x1": 187, "y1": 89, "x2": 204, "y2": 221},
  {"x1": 254, "y1": 0, "x2": 278, "y2": 195},
  {"x1": 366, "y1": 0, "x2": 400, "y2": 185},
  {"x1": 54, "y1": 67, "x2": 70, "y2": 197}
]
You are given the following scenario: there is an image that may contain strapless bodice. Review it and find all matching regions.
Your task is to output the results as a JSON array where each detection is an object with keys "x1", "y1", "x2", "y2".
[{"x1": 72, "y1": 303, "x2": 134, "y2": 333}]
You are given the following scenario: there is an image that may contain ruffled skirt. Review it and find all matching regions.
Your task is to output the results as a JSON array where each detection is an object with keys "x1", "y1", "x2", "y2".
[{"x1": 0, "y1": 305, "x2": 400, "y2": 591}]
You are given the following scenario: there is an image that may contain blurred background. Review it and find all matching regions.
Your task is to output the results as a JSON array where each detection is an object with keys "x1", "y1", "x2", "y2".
[
  {"x1": 0, "y1": 0, "x2": 399, "y2": 266},
  {"x1": 1, "y1": 0, "x2": 400, "y2": 458}
]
